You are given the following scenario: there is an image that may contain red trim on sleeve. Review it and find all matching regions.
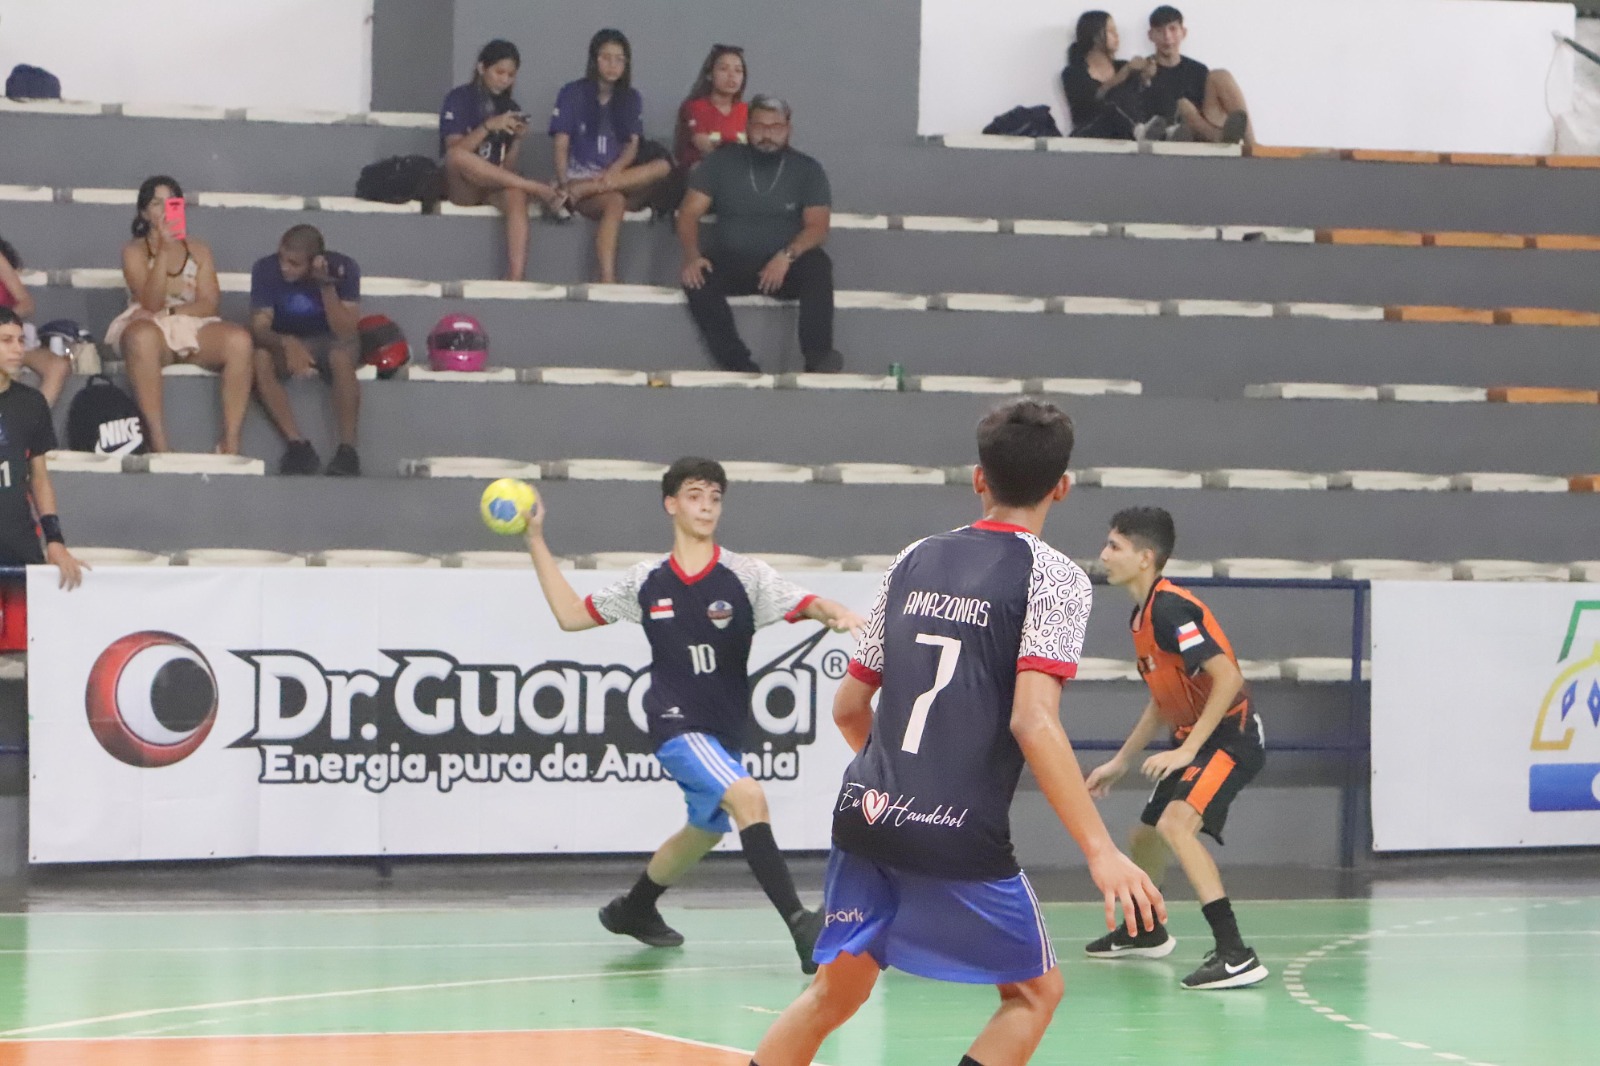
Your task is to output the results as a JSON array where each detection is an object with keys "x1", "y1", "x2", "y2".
[
  {"x1": 784, "y1": 593, "x2": 819, "y2": 623},
  {"x1": 670, "y1": 544, "x2": 721, "y2": 585},
  {"x1": 846, "y1": 660, "x2": 882, "y2": 688},
  {"x1": 972, "y1": 519, "x2": 1031, "y2": 534},
  {"x1": 1017, "y1": 657, "x2": 1078, "y2": 679},
  {"x1": 583, "y1": 595, "x2": 608, "y2": 626}
]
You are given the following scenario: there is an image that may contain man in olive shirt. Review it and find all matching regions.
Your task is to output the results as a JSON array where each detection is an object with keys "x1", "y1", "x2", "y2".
[{"x1": 678, "y1": 95, "x2": 842, "y2": 374}]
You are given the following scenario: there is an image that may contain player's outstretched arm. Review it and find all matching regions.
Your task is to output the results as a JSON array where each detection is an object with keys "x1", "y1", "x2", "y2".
[
  {"x1": 1141, "y1": 655, "x2": 1244, "y2": 781},
  {"x1": 1086, "y1": 698, "x2": 1163, "y2": 797},
  {"x1": 1012, "y1": 671, "x2": 1166, "y2": 935},
  {"x1": 28, "y1": 458, "x2": 87, "y2": 591},
  {"x1": 521, "y1": 498, "x2": 598, "y2": 632},
  {"x1": 798, "y1": 596, "x2": 866, "y2": 639}
]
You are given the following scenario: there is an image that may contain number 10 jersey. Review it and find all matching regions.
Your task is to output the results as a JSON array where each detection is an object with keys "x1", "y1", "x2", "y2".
[{"x1": 833, "y1": 521, "x2": 1093, "y2": 881}]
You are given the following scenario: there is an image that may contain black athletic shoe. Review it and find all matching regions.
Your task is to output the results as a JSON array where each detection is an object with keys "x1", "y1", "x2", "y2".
[
  {"x1": 803, "y1": 349, "x2": 844, "y2": 374},
  {"x1": 1085, "y1": 923, "x2": 1177, "y2": 960},
  {"x1": 787, "y1": 908, "x2": 823, "y2": 975},
  {"x1": 598, "y1": 895, "x2": 684, "y2": 948},
  {"x1": 280, "y1": 440, "x2": 320, "y2": 476},
  {"x1": 1181, "y1": 946, "x2": 1268, "y2": 990},
  {"x1": 325, "y1": 444, "x2": 361, "y2": 477}
]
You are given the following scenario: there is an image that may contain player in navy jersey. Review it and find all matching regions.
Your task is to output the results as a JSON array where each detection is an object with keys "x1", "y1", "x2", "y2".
[
  {"x1": 751, "y1": 400, "x2": 1163, "y2": 1066},
  {"x1": 0, "y1": 309, "x2": 85, "y2": 589},
  {"x1": 523, "y1": 457, "x2": 864, "y2": 972}
]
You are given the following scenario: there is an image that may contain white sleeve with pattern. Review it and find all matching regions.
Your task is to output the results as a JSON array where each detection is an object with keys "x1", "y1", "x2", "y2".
[
  {"x1": 724, "y1": 551, "x2": 812, "y2": 629},
  {"x1": 584, "y1": 559, "x2": 657, "y2": 625},
  {"x1": 849, "y1": 538, "x2": 924, "y2": 685},
  {"x1": 1018, "y1": 539, "x2": 1093, "y2": 678}
]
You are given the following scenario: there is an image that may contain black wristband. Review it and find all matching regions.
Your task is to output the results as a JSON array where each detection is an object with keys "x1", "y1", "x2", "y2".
[{"x1": 40, "y1": 514, "x2": 64, "y2": 545}]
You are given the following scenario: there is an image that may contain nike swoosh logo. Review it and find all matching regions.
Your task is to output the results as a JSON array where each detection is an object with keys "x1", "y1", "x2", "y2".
[{"x1": 1225, "y1": 959, "x2": 1256, "y2": 974}]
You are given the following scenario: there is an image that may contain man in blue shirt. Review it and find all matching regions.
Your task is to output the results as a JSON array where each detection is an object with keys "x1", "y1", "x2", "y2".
[
  {"x1": 523, "y1": 456, "x2": 864, "y2": 973},
  {"x1": 249, "y1": 225, "x2": 362, "y2": 476}
]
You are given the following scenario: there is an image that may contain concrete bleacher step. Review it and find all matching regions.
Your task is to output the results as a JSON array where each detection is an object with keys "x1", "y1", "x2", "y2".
[
  {"x1": 98, "y1": 543, "x2": 1589, "y2": 586},
  {"x1": 31, "y1": 265, "x2": 1600, "y2": 338},
  {"x1": 1451, "y1": 559, "x2": 1574, "y2": 582},
  {"x1": 1332, "y1": 559, "x2": 1455, "y2": 581},
  {"x1": 312, "y1": 549, "x2": 440, "y2": 568},
  {"x1": 173, "y1": 548, "x2": 306, "y2": 567}
]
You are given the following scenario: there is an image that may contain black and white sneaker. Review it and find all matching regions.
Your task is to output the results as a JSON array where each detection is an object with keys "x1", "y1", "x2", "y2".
[
  {"x1": 1181, "y1": 947, "x2": 1268, "y2": 990},
  {"x1": 1085, "y1": 923, "x2": 1177, "y2": 959},
  {"x1": 788, "y1": 908, "x2": 823, "y2": 975},
  {"x1": 598, "y1": 895, "x2": 684, "y2": 948}
]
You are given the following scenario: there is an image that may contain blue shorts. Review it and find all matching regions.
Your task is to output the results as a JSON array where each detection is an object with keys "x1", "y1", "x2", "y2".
[
  {"x1": 813, "y1": 848, "x2": 1057, "y2": 985},
  {"x1": 654, "y1": 732, "x2": 749, "y2": 834}
]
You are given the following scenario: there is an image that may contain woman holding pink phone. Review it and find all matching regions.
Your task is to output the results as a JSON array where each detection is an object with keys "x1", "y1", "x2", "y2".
[{"x1": 104, "y1": 175, "x2": 253, "y2": 454}]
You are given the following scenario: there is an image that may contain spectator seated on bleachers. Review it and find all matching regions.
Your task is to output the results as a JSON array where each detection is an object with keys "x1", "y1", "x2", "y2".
[
  {"x1": 1060, "y1": 12, "x2": 1152, "y2": 141},
  {"x1": 104, "y1": 175, "x2": 253, "y2": 455},
  {"x1": 550, "y1": 29, "x2": 673, "y2": 284},
  {"x1": 1139, "y1": 5, "x2": 1253, "y2": 146},
  {"x1": 677, "y1": 95, "x2": 842, "y2": 374},
  {"x1": 0, "y1": 235, "x2": 69, "y2": 406},
  {"x1": 248, "y1": 224, "x2": 363, "y2": 477},
  {"x1": 675, "y1": 44, "x2": 749, "y2": 169},
  {"x1": 440, "y1": 39, "x2": 568, "y2": 282}
]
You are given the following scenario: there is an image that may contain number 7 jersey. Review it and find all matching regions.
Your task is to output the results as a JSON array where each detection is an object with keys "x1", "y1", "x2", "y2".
[{"x1": 832, "y1": 521, "x2": 1093, "y2": 881}]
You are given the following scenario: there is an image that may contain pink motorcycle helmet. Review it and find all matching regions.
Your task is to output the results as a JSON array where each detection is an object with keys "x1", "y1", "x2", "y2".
[{"x1": 427, "y1": 312, "x2": 488, "y2": 372}]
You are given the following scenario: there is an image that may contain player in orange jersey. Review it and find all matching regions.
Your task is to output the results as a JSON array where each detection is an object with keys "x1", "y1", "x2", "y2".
[{"x1": 1084, "y1": 506, "x2": 1267, "y2": 989}]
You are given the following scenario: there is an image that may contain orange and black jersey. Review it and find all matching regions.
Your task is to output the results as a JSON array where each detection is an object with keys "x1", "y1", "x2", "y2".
[{"x1": 1131, "y1": 578, "x2": 1254, "y2": 743}]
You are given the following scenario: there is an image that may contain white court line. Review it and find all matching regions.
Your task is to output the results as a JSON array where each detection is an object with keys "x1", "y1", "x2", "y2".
[
  {"x1": 0, "y1": 962, "x2": 788, "y2": 1039},
  {"x1": 7, "y1": 895, "x2": 1590, "y2": 919},
  {"x1": 8, "y1": 928, "x2": 1593, "y2": 957},
  {"x1": 1280, "y1": 900, "x2": 1586, "y2": 1066}
]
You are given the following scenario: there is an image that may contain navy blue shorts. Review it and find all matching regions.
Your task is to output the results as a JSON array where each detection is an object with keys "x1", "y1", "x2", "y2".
[
  {"x1": 813, "y1": 848, "x2": 1057, "y2": 985},
  {"x1": 655, "y1": 732, "x2": 749, "y2": 834}
]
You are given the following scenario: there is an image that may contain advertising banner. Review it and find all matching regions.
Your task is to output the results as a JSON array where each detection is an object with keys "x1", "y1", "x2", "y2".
[
  {"x1": 1371, "y1": 582, "x2": 1600, "y2": 851},
  {"x1": 26, "y1": 567, "x2": 874, "y2": 863}
]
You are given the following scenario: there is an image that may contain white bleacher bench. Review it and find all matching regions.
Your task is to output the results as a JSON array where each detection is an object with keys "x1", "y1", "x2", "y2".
[
  {"x1": 312, "y1": 550, "x2": 440, "y2": 568},
  {"x1": 173, "y1": 548, "x2": 306, "y2": 567},
  {"x1": 1452, "y1": 560, "x2": 1573, "y2": 582}
]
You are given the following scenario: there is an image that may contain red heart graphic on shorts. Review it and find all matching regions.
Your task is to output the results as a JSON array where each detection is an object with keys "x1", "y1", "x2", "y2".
[{"x1": 861, "y1": 789, "x2": 890, "y2": 825}]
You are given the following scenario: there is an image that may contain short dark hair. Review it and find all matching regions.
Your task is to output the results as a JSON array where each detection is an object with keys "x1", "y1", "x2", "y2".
[
  {"x1": 1110, "y1": 507, "x2": 1176, "y2": 570},
  {"x1": 0, "y1": 307, "x2": 20, "y2": 330},
  {"x1": 1150, "y1": 5, "x2": 1184, "y2": 29},
  {"x1": 662, "y1": 456, "x2": 728, "y2": 499},
  {"x1": 976, "y1": 399, "x2": 1075, "y2": 507},
  {"x1": 0, "y1": 236, "x2": 19, "y2": 270},
  {"x1": 279, "y1": 224, "x2": 325, "y2": 257}
]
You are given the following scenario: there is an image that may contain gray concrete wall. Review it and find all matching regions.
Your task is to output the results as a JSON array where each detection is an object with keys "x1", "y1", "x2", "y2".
[
  {"x1": 372, "y1": 0, "x2": 458, "y2": 112},
  {"x1": 450, "y1": 0, "x2": 922, "y2": 158}
]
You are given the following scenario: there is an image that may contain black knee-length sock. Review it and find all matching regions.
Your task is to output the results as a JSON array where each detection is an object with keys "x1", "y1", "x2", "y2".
[{"x1": 739, "y1": 821, "x2": 804, "y2": 920}]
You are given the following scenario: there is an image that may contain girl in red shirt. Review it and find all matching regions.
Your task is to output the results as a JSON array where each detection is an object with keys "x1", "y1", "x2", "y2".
[{"x1": 674, "y1": 45, "x2": 748, "y2": 169}]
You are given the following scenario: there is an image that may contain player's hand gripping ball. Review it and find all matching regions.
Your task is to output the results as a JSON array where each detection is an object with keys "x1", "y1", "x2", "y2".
[{"x1": 480, "y1": 478, "x2": 539, "y2": 536}]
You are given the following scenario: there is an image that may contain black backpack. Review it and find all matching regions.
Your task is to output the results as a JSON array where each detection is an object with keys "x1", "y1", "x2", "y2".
[
  {"x1": 66, "y1": 376, "x2": 149, "y2": 456},
  {"x1": 356, "y1": 155, "x2": 445, "y2": 211},
  {"x1": 983, "y1": 105, "x2": 1062, "y2": 139},
  {"x1": 5, "y1": 64, "x2": 61, "y2": 101}
]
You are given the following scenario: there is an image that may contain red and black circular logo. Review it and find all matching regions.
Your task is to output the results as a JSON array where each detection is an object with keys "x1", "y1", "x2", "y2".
[{"x1": 85, "y1": 631, "x2": 218, "y2": 767}]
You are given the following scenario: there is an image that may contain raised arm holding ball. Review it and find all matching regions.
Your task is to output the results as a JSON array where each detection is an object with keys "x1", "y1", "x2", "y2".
[{"x1": 517, "y1": 458, "x2": 862, "y2": 972}]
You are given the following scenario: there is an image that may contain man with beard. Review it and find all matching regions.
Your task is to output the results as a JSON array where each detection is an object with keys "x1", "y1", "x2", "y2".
[{"x1": 677, "y1": 95, "x2": 842, "y2": 374}]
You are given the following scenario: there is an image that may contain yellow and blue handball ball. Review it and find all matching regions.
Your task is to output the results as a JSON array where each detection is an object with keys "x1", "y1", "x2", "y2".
[{"x1": 479, "y1": 478, "x2": 538, "y2": 536}]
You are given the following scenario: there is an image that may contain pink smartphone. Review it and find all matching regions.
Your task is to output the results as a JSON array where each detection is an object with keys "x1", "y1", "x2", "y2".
[{"x1": 163, "y1": 197, "x2": 187, "y2": 241}]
